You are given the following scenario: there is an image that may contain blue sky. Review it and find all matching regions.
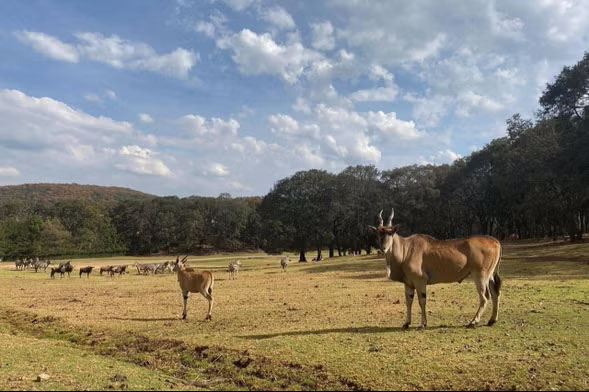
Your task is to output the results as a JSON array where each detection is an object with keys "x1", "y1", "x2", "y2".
[{"x1": 1, "y1": 0, "x2": 587, "y2": 196}]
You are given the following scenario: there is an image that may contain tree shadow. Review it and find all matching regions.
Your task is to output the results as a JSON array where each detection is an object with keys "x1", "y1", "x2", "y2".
[
  {"x1": 300, "y1": 250, "x2": 589, "y2": 281},
  {"x1": 238, "y1": 324, "x2": 464, "y2": 340},
  {"x1": 301, "y1": 256, "x2": 384, "y2": 276},
  {"x1": 108, "y1": 317, "x2": 178, "y2": 322}
]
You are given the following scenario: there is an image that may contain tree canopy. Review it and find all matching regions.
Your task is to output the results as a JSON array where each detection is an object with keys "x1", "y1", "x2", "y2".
[{"x1": 1, "y1": 52, "x2": 588, "y2": 259}]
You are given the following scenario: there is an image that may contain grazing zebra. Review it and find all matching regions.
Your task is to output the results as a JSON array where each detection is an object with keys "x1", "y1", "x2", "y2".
[
  {"x1": 280, "y1": 256, "x2": 290, "y2": 272},
  {"x1": 228, "y1": 260, "x2": 242, "y2": 280}
]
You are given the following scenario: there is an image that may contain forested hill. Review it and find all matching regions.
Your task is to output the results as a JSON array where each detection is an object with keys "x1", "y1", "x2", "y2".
[
  {"x1": 0, "y1": 183, "x2": 154, "y2": 205},
  {"x1": 0, "y1": 52, "x2": 587, "y2": 259}
]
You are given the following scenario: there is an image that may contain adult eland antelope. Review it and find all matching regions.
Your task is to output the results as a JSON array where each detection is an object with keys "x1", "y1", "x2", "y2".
[{"x1": 369, "y1": 209, "x2": 502, "y2": 329}]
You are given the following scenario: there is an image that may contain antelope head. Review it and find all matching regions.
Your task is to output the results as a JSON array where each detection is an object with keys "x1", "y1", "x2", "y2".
[
  {"x1": 173, "y1": 256, "x2": 189, "y2": 272},
  {"x1": 368, "y1": 208, "x2": 399, "y2": 253}
]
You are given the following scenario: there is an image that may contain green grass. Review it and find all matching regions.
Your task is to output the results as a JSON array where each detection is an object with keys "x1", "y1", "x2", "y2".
[{"x1": 0, "y1": 241, "x2": 588, "y2": 390}]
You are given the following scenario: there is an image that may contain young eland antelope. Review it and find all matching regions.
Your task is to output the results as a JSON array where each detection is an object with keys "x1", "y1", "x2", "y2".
[{"x1": 173, "y1": 256, "x2": 214, "y2": 321}]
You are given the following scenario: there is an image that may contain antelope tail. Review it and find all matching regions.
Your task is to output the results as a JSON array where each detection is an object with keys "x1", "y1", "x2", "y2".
[{"x1": 491, "y1": 244, "x2": 503, "y2": 293}]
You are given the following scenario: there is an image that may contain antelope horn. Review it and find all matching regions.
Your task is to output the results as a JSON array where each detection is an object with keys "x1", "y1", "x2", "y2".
[
  {"x1": 387, "y1": 208, "x2": 395, "y2": 226},
  {"x1": 378, "y1": 210, "x2": 384, "y2": 226},
  {"x1": 181, "y1": 255, "x2": 188, "y2": 263}
]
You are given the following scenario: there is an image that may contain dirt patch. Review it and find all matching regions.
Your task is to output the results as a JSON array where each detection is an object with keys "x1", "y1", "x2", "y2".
[{"x1": 0, "y1": 306, "x2": 366, "y2": 391}]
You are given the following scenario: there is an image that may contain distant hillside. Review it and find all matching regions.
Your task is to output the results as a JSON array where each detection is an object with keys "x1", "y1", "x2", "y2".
[{"x1": 0, "y1": 183, "x2": 155, "y2": 205}]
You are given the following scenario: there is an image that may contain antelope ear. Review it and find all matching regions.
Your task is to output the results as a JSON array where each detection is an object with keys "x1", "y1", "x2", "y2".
[
  {"x1": 368, "y1": 225, "x2": 378, "y2": 232},
  {"x1": 385, "y1": 224, "x2": 400, "y2": 235}
]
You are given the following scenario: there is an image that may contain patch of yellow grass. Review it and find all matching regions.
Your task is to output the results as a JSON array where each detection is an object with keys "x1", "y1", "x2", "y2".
[{"x1": 0, "y1": 243, "x2": 588, "y2": 390}]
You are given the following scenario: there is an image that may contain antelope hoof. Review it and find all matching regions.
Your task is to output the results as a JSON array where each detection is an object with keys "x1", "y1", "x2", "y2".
[
  {"x1": 487, "y1": 319, "x2": 497, "y2": 327},
  {"x1": 418, "y1": 324, "x2": 427, "y2": 330},
  {"x1": 182, "y1": 313, "x2": 187, "y2": 320},
  {"x1": 205, "y1": 315, "x2": 212, "y2": 321},
  {"x1": 467, "y1": 322, "x2": 477, "y2": 329},
  {"x1": 402, "y1": 323, "x2": 410, "y2": 330}
]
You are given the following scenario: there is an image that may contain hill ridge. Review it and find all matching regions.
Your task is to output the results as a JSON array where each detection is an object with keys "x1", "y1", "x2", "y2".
[{"x1": 0, "y1": 183, "x2": 155, "y2": 204}]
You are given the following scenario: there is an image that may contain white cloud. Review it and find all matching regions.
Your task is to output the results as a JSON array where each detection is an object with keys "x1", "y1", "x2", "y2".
[
  {"x1": 424, "y1": 149, "x2": 461, "y2": 165},
  {"x1": 203, "y1": 162, "x2": 230, "y2": 177},
  {"x1": 178, "y1": 114, "x2": 239, "y2": 138},
  {"x1": 138, "y1": 113, "x2": 154, "y2": 124},
  {"x1": 292, "y1": 97, "x2": 312, "y2": 114},
  {"x1": 260, "y1": 6, "x2": 296, "y2": 30},
  {"x1": 0, "y1": 167, "x2": 20, "y2": 177},
  {"x1": 369, "y1": 64, "x2": 393, "y2": 83},
  {"x1": 366, "y1": 111, "x2": 423, "y2": 140},
  {"x1": 196, "y1": 21, "x2": 216, "y2": 38},
  {"x1": 314, "y1": 104, "x2": 380, "y2": 162},
  {"x1": 132, "y1": 47, "x2": 198, "y2": 78},
  {"x1": 268, "y1": 114, "x2": 321, "y2": 139},
  {"x1": 16, "y1": 31, "x2": 198, "y2": 78},
  {"x1": 84, "y1": 93, "x2": 102, "y2": 103},
  {"x1": 0, "y1": 89, "x2": 180, "y2": 185},
  {"x1": 227, "y1": 180, "x2": 253, "y2": 192},
  {"x1": 231, "y1": 136, "x2": 268, "y2": 155},
  {"x1": 293, "y1": 144, "x2": 325, "y2": 167},
  {"x1": 350, "y1": 86, "x2": 398, "y2": 102},
  {"x1": 222, "y1": 0, "x2": 258, "y2": 11},
  {"x1": 75, "y1": 32, "x2": 198, "y2": 78},
  {"x1": 489, "y1": 7, "x2": 524, "y2": 39},
  {"x1": 68, "y1": 144, "x2": 96, "y2": 161},
  {"x1": 310, "y1": 21, "x2": 335, "y2": 51},
  {"x1": 194, "y1": 10, "x2": 229, "y2": 39},
  {"x1": 349, "y1": 133, "x2": 381, "y2": 163},
  {"x1": 404, "y1": 93, "x2": 451, "y2": 128},
  {"x1": 15, "y1": 31, "x2": 79, "y2": 62},
  {"x1": 456, "y1": 91, "x2": 504, "y2": 117},
  {"x1": 0, "y1": 89, "x2": 133, "y2": 148},
  {"x1": 117, "y1": 145, "x2": 173, "y2": 177},
  {"x1": 407, "y1": 33, "x2": 446, "y2": 63},
  {"x1": 268, "y1": 114, "x2": 298, "y2": 135},
  {"x1": 84, "y1": 90, "x2": 118, "y2": 103},
  {"x1": 217, "y1": 29, "x2": 322, "y2": 83}
]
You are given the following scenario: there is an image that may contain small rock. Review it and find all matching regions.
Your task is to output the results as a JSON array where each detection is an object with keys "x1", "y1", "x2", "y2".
[
  {"x1": 393, "y1": 299, "x2": 400, "y2": 304},
  {"x1": 36, "y1": 373, "x2": 50, "y2": 382},
  {"x1": 368, "y1": 346, "x2": 380, "y2": 353}
]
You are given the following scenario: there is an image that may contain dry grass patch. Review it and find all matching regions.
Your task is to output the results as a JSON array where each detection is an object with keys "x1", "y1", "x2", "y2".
[{"x1": 0, "y1": 242, "x2": 588, "y2": 390}]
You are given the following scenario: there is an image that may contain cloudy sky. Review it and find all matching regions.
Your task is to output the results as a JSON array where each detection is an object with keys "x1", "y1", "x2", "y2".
[{"x1": 0, "y1": 0, "x2": 587, "y2": 196}]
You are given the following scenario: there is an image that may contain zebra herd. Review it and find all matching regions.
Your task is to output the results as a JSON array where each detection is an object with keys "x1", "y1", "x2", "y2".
[
  {"x1": 11, "y1": 256, "x2": 288, "y2": 282},
  {"x1": 15, "y1": 257, "x2": 51, "y2": 272},
  {"x1": 133, "y1": 261, "x2": 175, "y2": 275}
]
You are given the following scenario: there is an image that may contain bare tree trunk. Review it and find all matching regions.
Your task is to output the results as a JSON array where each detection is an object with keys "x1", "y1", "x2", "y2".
[
  {"x1": 299, "y1": 248, "x2": 307, "y2": 262},
  {"x1": 329, "y1": 242, "x2": 334, "y2": 258}
]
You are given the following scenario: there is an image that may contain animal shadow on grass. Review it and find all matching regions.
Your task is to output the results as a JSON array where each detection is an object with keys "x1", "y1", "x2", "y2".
[{"x1": 239, "y1": 324, "x2": 462, "y2": 340}]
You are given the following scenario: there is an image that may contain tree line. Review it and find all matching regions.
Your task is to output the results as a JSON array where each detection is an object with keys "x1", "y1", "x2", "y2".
[{"x1": 1, "y1": 52, "x2": 587, "y2": 261}]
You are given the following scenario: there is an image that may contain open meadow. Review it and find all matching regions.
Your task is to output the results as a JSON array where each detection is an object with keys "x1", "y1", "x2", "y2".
[{"x1": 0, "y1": 241, "x2": 588, "y2": 391}]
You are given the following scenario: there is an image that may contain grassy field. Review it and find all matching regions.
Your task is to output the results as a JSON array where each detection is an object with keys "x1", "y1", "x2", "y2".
[{"x1": 0, "y1": 241, "x2": 588, "y2": 391}]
